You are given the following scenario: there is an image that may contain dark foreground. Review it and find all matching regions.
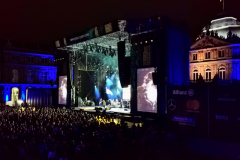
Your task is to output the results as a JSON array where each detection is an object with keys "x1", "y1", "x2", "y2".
[{"x1": 0, "y1": 106, "x2": 231, "y2": 160}]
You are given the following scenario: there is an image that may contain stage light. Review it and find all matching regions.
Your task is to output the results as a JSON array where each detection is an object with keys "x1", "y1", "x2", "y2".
[
  {"x1": 90, "y1": 45, "x2": 93, "y2": 52},
  {"x1": 140, "y1": 42, "x2": 142, "y2": 44},
  {"x1": 145, "y1": 41, "x2": 147, "y2": 43},
  {"x1": 151, "y1": 40, "x2": 153, "y2": 42},
  {"x1": 135, "y1": 43, "x2": 137, "y2": 45}
]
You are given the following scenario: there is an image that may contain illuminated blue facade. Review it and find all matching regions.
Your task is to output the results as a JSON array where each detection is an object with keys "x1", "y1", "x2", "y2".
[{"x1": 0, "y1": 45, "x2": 57, "y2": 103}]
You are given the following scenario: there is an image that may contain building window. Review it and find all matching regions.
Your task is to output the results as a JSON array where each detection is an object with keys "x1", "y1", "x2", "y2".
[
  {"x1": 193, "y1": 69, "x2": 198, "y2": 81},
  {"x1": 41, "y1": 70, "x2": 47, "y2": 82},
  {"x1": 218, "y1": 50, "x2": 225, "y2": 58},
  {"x1": 27, "y1": 70, "x2": 33, "y2": 82},
  {"x1": 193, "y1": 54, "x2": 197, "y2": 60},
  {"x1": 205, "y1": 51, "x2": 210, "y2": 59},
  {"x1": 13, "y1": 55, "x2": 19, "y2": 62},
  {"x1": 12, "y1": 69, "x2": 19, "y2": 82},
  {"x1": 219, "y1": 67, "x2": 226, "y2": 80},
  {"x1": 28, "y1": 57, "x2": 34, "y2": 63},
  {"x1": 205, "y1": 68, "x2": 211, "y2": 81},
  {"x1": 42, "y1": 58, "x2": 48, "y2": 64}
]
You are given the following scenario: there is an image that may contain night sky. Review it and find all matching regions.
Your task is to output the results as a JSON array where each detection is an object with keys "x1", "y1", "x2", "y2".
[{"x1": 0, "y1": 0, "x2": 239, "y2": 45}]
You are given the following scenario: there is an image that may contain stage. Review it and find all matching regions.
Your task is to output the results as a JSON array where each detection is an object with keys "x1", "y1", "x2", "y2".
[{"x1": 72, "y1": 106, "x2": 131, "y2": 114}]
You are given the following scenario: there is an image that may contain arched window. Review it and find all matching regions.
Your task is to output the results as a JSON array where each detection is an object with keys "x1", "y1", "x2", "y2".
[
  {"x1": 205, "y1": 68, "x2": 211, "y2": 81},
  {"x1": 41, "y1": 70, "x2": 47, "y2": 82},
  {"x1": 27, "y1": 70, "x2": 33, "y2": 82},
  {"x1": 219, "y1": 67, "x2": 226, "y2": 80},
  {"x1": 12, "y1": 69, "x2": 18, "y2": 82},
  {"x1": 193, "y1": 69, "x2": 198, "y2": 81}
]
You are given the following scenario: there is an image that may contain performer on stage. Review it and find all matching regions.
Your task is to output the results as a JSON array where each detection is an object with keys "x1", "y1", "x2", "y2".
[
  {"x1": 99, "y1": 98, "x2": 102, "y2": 106},
  {"x1": 120, "y1": 100, "x2": 123, "y2": 108},
  {"x1": 83, "y1": 97, "x2": 87, "y2": 106},
  {"x1": 102, "y1": 100, "x2": 106, "y2": 108},
  {"x1": 115, "y1": 99, "x2": 120, "y2": 107},
  {"x1": 79, "y1": 97, "x2": 83, "y2": 107}
]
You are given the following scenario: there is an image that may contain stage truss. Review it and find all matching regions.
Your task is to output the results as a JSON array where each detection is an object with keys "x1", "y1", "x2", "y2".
[{"x1": 57, "y1": 21, "x2": 133, "y2": 106}]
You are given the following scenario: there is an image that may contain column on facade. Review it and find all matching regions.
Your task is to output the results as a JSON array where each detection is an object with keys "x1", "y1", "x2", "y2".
[
  {"x1": 213, "y1": 49, "x2": 217, "y2": 59},
  {"x1": 36, "y1": 69, "x2": 40, "y2": 83},
  {"x1": 229, "y1": 63, "x2": 233, "y2": 80},
  {"x1": 225, "y1": 47, "x2": 229, "y2": 57},
  {"x1": 232, "y1": 63, "x2": 237, "y2": 80},
  {"x1": 4, "y1": 86, "x2": 10, "y2": 102},
  {"x1": 21, "y1": 86, "x2": 26, "y2": 101},
  {"x1": 236, "y1": 62, "x2": 240, "y2": 80},
  {"x1": 225, "y1": 63, "x2": 229, "y2": 80},
  {"x1": 211, "y1": 49, "x2": 214, "y2": 60},
  {"x1": 189, "y1": 66, "x2": 192, "y2": 80},
  {"x1": 212, "y1": 64, "x2": 217, "y2": 77},
  {"x1": 229, "y1": 47, "x2": 232, "y2": 58},
  {"x1": 200, "y1": 66, "x2": 204, "y2": 79},
  {"x1": 199, "y1": 51, "x2": 202, "y2": 61},
  {"x1": 189, "y1": 52, "x2": 192, "y2": 62}
]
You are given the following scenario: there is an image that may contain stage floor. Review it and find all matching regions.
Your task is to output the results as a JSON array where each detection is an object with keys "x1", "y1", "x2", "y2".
[{"x1": 74, "y1": 106, "x2": 131, "y2": 114}]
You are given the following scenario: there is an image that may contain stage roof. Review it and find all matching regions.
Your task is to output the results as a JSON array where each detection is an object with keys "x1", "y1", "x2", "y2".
[{"x1": 55, "y1": 20, "x2": 131, "y2": 56}]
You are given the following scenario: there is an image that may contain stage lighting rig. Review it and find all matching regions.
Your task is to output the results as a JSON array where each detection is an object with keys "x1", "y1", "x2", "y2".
[
  {"x1": 102, "y1": 47, "x2": 106, "y2": 56},
  {"x1": 83, "y1": 45, "x2": 88, "y2": 54},
  {"x1": 89, "y1": 44, "x2": 93, "y2": 52}
]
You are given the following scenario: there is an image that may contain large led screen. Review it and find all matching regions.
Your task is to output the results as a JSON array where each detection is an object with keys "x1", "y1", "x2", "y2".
[
  {"x1": 137, "y1": 68, "x2": 157, "y2": 113},
  {"x1": 58, "y1": 76, "x2": 67, "y2": 105}
]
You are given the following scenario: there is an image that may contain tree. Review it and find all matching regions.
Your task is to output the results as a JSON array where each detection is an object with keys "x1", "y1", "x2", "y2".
[
  {"x1": 227, "y1": 30, "x2": 233, "y2": 39},
  {"x1": 214, "y1": 31, "x2": 219, "y2": 38},
  {"x1": 205, "y1": 24, "x2": 210, "y2": 36},
  {"x1": 212, "y1": 74, "x2": 219, "y2": 84},
  {"x1": 200, "y1": 32, "x2": 205, "y2": 38},
  {"x1": 197, "y1": 73, "x2": 204, "y2": 84},
  {"x1": 210, "y1": 30, "x2": 215, "y2": 37},
  {"x1": 206, "y1": 28, "x2": 210, "y2": 36}
]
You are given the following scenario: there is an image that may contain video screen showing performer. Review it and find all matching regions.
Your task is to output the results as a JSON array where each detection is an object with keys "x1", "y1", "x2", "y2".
[
  {"x1": 58, "y1": 76, "x2": 67, "y2": 105},
  {"x1": 137, "y1": 68, "x2": 157, "y2": 113}
]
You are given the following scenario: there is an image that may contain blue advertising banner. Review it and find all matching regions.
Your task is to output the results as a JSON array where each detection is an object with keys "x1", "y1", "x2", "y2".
[
  {"x1": 209, "y1": 85, "x2": 240, "y2": 142},
  {"x1": 167, "y1": 85, "x2": 208, "y2": 138}
]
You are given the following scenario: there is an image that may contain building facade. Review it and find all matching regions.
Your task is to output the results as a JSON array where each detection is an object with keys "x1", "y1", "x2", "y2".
[
  {"x1": 190, "y1": 14, "x2": 240, "y2": 83},
  {"x1": 0, "y1": 41, "x2": 57, "y2": 105}
]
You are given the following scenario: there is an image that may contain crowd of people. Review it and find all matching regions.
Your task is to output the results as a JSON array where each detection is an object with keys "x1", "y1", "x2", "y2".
[{"x1": 0, "y1": 106, "x2": 181, "y2": 160}]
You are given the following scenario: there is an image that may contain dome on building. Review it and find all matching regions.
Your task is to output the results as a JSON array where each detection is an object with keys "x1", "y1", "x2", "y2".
[{"x1": 198, "y1": 13, "x2": 240, "y2": 40}]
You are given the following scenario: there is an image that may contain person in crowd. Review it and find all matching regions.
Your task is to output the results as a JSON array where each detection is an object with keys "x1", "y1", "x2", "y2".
[{"x1": 0, "y1": 104, "x2": 176, "y2": 160}]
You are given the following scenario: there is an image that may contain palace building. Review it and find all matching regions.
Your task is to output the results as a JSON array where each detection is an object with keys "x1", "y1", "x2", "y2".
[
  {"x1": 0, "y1": 40, "x2": 57, "y2": 105},
  {"x1": 189, "y1": 13, "x2": 240, "y2": 82}
]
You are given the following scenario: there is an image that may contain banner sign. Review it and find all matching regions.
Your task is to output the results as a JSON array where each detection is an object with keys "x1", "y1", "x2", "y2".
[
  {"x1": 65, "y1": 20, "x2": 119, "y2": 46},
  {"x1": 209, "y1": 85, "x2": 240, "y2": 142},
  {"x1": 167, "y1": 85, "x2": 208, "y2": 138}
]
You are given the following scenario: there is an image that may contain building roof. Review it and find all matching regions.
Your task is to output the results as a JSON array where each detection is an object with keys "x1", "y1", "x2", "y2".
[
  {"x1": 191, "y1": 36, "x2": 231, "y2": 50},
  {"x1": 198, "y1": 13, "x2": 240, "y2": 40}
]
